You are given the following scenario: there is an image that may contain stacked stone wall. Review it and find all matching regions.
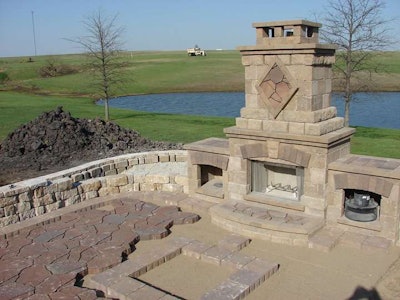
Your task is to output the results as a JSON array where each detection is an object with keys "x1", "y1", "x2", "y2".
[{"x1": 0, "y1": 150, "x2": 188, "y2": 227}]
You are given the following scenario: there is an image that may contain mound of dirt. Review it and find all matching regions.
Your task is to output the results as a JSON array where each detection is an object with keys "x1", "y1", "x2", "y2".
[{"x1": 0, "y1": 107, "x2": 182, "y2": 186}]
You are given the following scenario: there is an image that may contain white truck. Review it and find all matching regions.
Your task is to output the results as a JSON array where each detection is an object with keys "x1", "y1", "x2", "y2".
[{"x1": 186, "y1": 45, "x2": 206, "y2": 56}]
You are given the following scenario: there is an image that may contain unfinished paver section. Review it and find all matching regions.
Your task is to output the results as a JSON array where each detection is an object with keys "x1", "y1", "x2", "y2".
[{"x1": 86, "y1": 234, "x2": 279, "y2": 300}]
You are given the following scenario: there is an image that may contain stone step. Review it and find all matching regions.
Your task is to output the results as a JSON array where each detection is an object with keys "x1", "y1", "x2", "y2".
[
  {"x1": 210, "y1": 201, "x2": 324, "y2": 247},
  {"x1": 309, "y1": 228, "x2": 393, "y2": 252},
  {"x1": 308, "y1": 227, "x2": 344, "y2": 252}
]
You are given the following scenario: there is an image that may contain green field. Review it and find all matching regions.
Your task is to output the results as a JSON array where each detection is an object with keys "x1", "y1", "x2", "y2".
[{"x1": 0, "y1": 50, "x2": 399, "y2": 158}]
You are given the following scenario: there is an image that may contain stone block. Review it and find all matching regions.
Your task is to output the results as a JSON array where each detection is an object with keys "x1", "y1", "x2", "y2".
[
  {"x1": 104, "y1": 169, "x2": 117, "y2": 176},
  {"x1": 288, "y1": 122, "x2": 305, "y2": 135},
  {"x1": 218, "y1": 234, "x2": 251, "y2": 251},
  {"x1": 0, "y1": 196, "x2": 18, "y2": 208},
  {"x1": 53, "y1": 177, "x2": 73, "y2": 192},
  {"x1": 79, "y1": 179, "x2": 102, "y2": 193},
  {"x1": 4, "y1": 204, "x2": 16, "y2": 216},
  {"x1": 72, "y1": 173, "x2": 84, "y2": 182},
  {"x1": 242, "y1": 54, "x2": 264, "y2": 66},
  {"x1": 159, "y1": 154, "x2": 170, "y2": 163},
  {"x1": 102, "y1": 164, "x2": 115, "y2": 172},
  {"x1": 19, "y1": 208, "x2": 36, "y2": 221},
  {"x1": 175, "y1": 154, "x2": 187, "y2": 162},
  {"x1": 161, "y1": 184, "x2": 183, "y2": 193},
  {"x1": 241, "y1": 108, "x2": 268, "y2": 119},
  {"x1": 309, "y1": 168, "x2": 326, "y2": 184},
  {"x1": 235, "y1": 117, "x2": 248, "y2": 129},
  {"x1": 263, "y1": 120, "x2": 288, "y2": 133},
  {"x1": 35, "y1": 205, "x2": 45, "y2": 216},
  {"x1": 228, "y1": 183, "x2": 249, "y2": 195},
  {"x1": 174, "y1": 175, "x2": 188, "y2": 187},
  {"x1": 133, "y1": 174, "x2": 145, "y2": 183},
  {"x1": 35, "y1": 193, "x2": 56, "y2": 206},
  {"x1": 144, "y1": 155, "x2": 159, "y2": 164},
  {"x1": 201, "y1": 246, "x2": 233, "y2": 265},
  {"x1": 221, "y1": 252, "x2": 255, "y2": 270},
  {"x1": 88, "y1": 167, "x2": 103, "y2": 178},
  {"x1": 115, "y1": 160, "x2": 128, "y2": 170},
  {"x1": 0, "y1": 214, "x2": 19, "y2": 226},
  {"x1": 45, "y1": 202, "x2": 59, "y2": 213},
  {"x1": 61, "y1": 188, "x2": 78, "y2": 200},
  {"x1": 98, "y1": 186, "x2": 120, "y2": 196},
  {"x1": 65, "y1": 195, "x2": 81, "y2": 206},
  {"x1": 128, "y1": 158, "x2": 139, "y2": 166},
  {"x1": 228, "y1": 171, "x2": 247, "y2": 185},
  {"x1": 17, "y1": 200, "x2": 31, "y2": 214},
  {"x1": 201, "y1": 279, "x2": 249, "y2": 300},
  {"x1": 140, "y1": 183, "x2": 157, "y2": 191},
  {"x1": 247, "y1": 119, "x2": 263, "y2": 130},
  {"x1": 107, "y1": 277, "x2": 145, "y2": 299},
  {"x1": 119, "y1": 184, "x2": 138, "y2": 193},
  {"x1": 83, "y1": 191, "x2": 99, "y2": 200},
  {"x1": 339, "y1": 231, "x2": 366, "y2": 249},
  {"x1": 291, "y1": 54, "x2": 314, "y2": 66},
  {"x1": 106, "y1": 175, "x2": 128, "y2": 187},
  {"x1": 145, "y1": 174, "x2": 170, "y2": 184}
]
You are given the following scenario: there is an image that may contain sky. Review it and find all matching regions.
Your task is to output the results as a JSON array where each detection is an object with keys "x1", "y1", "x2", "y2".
[{"x1": 0, "y1": 0, "x2": 399, "y2": 57}]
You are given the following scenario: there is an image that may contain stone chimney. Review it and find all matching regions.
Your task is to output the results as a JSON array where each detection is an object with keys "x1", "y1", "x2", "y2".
[{"x1": 233, "y1": 20, "x2": 344, "y2": 136}]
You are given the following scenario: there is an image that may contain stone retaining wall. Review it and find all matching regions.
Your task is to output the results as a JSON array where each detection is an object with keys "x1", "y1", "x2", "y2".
[{"x1": 0, "y1": 150, "x2": 188, "y2": 227}]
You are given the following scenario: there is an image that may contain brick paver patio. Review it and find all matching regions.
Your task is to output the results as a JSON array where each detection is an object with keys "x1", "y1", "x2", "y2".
[{"x1": 0, "y1": 194, "x2": 200, "y2": 299}]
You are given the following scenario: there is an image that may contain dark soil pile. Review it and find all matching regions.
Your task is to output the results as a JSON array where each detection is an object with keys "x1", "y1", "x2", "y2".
[{"x1": 0, "y1": 107, "x2": 182, "y2": 186}]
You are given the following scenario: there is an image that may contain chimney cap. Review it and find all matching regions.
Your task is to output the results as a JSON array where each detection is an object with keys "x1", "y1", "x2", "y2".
[{"x1": 252, "y1": 19, "x2": 322, "y2": 29}]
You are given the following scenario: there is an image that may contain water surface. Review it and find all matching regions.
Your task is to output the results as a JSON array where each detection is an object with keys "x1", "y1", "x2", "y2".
[{"x1": 99, "y1": 92, "x2": 400, "y2": 129}]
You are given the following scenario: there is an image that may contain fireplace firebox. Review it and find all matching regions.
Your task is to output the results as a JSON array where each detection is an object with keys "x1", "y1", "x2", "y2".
[{"x1": 251, "y1": 161, "x2": 304, "y2": 201}]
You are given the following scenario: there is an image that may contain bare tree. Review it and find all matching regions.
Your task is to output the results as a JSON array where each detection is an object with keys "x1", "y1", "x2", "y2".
[
  {"x1": 70, "y1": 11, "x2": 125, "y2": 121},
  {"x1": 320, "y1": 0, "x2": 393, "y2": 126}
]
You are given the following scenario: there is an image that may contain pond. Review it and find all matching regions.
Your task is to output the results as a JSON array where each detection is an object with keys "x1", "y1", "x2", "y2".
[{"x1": 98, "y1": 92, "x2": 400, "y2": 129}]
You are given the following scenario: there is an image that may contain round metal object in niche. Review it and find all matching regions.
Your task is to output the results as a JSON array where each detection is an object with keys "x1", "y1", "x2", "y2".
[
  {"x1": 344, "y1": 192, "x2": 378, "y2": 222},
  {"x1": 213, "y1": 182, "x2": 223, "y2": 188}
]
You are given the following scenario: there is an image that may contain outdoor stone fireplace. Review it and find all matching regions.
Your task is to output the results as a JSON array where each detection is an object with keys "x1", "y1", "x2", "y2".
[{"x1": 185, "y1": 20, "x2": 400, "y2": 247}]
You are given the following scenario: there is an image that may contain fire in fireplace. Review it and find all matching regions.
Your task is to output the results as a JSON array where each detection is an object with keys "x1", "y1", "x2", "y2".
[
  {"x1": 251, "y1": 161, "x2": 304, "y2": 201},
  {"x1": 344, "y1": 190, "x2": 380, "y2": 222}
]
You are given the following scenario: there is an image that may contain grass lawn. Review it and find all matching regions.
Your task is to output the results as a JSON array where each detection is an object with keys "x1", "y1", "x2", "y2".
[
  {"x1": 0, "y1": 92, "x2": 234, "y2": 144},
  {"x1": 0, "y1": 50, "x2": 399, "y2": 159}
]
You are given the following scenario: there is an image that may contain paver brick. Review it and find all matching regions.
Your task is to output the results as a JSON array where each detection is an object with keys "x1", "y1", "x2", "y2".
[
  {"x1": 88, "y1": 268, "x2": 123, "y2": 292},
  {"x1": 46, "y1": 260, "x2": 87, "y2": 276},
  {"x1": 218, "y1": 234, "x2": 251, "y2": 251},
  {"x1": 201, "y1": 279, "x2": 249, "y2": 300},
  {"x1": 201, "y1": 246, "x2": 234, "y2": 266},
  {"x1": 35, "y1": 272, "x2": 76, "y2": 294},
  {"x1": 243, "y1": 258, "x2": 279, "y2": 281},
  {"x1": 182, "y1": 240, "x2": 213, "y2": 259},
  {"x1": 18, "y1": 264, "x2": 52, "y2": 286},
  {"x1": 126, "y1": 285, "x2": 166, "y2": 300},
  {"x1": 229, "y1": 269, "x2": 264, "y2": 291},
  {"x1": 107, "y1": 277, "x2": 145, "y2": 299},
  {"x1": 0, "y1": 282, "x2": 35, "y2": 300},
  {"x1": 221, "y1": 252, "x2": 256, "y2": 270}
]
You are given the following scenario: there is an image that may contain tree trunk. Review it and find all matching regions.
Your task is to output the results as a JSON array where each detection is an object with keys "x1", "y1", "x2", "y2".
[
  {"x1": 344, "y1": 74, "x2": 351, "y2": 127},
  {"x1": 104, "y1": 99, "x2": 109, "y2": 121}
]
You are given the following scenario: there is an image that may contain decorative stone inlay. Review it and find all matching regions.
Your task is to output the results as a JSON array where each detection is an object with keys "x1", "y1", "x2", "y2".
[{"x1": 257, "y1": 59, "x2": 298, "y2": 119}]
